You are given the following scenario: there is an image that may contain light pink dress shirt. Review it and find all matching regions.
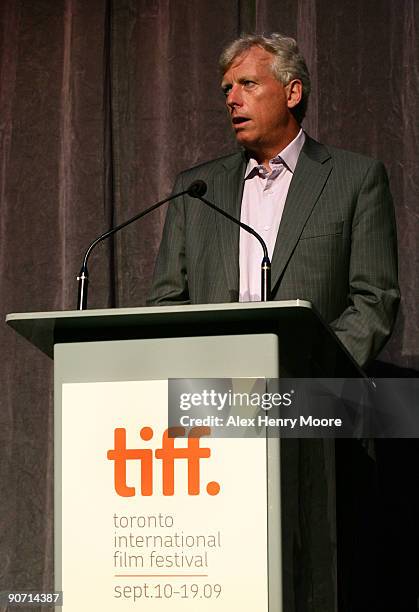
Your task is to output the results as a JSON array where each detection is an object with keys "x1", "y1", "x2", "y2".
[{"x1": 239, "y1": 129, "x2": 306, "y2": 301}]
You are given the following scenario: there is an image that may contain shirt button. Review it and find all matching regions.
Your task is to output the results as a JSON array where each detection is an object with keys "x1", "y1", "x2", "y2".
[{"x1": 264, "y1": 225, "x2": 270, "y2": 231}]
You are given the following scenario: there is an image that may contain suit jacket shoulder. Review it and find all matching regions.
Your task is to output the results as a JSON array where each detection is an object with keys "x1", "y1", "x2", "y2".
[{"x1": 174, "y1": 150, "x2": 246, "y2": 189}]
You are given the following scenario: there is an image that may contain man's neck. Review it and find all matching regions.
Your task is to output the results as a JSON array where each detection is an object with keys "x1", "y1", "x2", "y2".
[{"x1": 251, "y1": 125, "x2": 301, "y2": 171}]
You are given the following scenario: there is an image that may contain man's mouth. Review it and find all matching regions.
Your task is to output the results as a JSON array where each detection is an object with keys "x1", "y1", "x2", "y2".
[{"x1": 232, "y1": 116, "x2": 250, "y2": 125}]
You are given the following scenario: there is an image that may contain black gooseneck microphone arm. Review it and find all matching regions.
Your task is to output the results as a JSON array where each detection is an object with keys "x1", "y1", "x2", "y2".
[
  {"x1": 77, "y1": 179, "x2": 271, "y2": 309},
  {"x1": 77, "y1": 183, "x2": 201, "y2": 310},
  {"x1": 188, "y1": 180, "x2": 272, "y2": 302}
]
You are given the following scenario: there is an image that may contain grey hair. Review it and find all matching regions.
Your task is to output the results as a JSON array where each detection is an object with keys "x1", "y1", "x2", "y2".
[{"x1": 219, "y1": 33, "x2": 311, "y2": 123}]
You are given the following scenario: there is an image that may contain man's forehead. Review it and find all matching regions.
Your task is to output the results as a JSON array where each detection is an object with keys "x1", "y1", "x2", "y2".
[{"x1": 222, "y1": 46, "x2": 275, "y2": 80}]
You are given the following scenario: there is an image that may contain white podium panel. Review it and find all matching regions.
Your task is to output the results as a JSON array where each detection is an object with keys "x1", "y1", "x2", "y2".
[{"x1": 54, "y1": 335, "x2": 282, "y2": 612}]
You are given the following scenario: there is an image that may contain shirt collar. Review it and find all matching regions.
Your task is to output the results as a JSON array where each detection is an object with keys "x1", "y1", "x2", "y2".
[{"x1": 245, "y1": 128, "x2": 306, "y2": 178}]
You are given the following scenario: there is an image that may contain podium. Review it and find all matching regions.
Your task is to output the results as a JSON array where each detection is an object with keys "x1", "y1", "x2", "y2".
[{"x1": 6, "y1": 300, "x2": 361, "y2": 612}]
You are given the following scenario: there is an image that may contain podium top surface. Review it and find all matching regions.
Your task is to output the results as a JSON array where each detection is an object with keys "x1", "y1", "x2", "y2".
[
  {"x1": 6, "y1": 301, "x2": 363, "y2": 376},
  {"x1": 6, "y1": 300, "x2": 314, "y2": 357}
]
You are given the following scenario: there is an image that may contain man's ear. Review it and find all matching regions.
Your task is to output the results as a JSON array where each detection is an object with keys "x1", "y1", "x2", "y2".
[{"x1": 286, "y1": 79, "x2": 303, "y2": 109}]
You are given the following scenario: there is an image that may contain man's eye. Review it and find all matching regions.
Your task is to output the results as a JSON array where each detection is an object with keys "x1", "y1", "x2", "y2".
[
  {"x1": 243, "y1": 80, "x2": 255, "y2": 88},
  {"x1": 222, "y1": 85, "x2": 231, "y2": 96}
]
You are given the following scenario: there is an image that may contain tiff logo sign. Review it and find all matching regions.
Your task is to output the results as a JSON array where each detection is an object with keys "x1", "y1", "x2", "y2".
[{"x1": 107, "y1": 426, "x2": 220, "y2": 497}]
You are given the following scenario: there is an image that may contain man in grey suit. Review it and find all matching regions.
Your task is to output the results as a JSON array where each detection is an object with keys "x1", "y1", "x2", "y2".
[{"x1": 148, "y1": 33, "x2": 399, "y2": 368}]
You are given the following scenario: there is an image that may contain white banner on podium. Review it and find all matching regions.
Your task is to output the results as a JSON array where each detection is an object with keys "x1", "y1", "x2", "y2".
[{"x1": 59, "y1": 380, "x2": 268, "y2": 611}]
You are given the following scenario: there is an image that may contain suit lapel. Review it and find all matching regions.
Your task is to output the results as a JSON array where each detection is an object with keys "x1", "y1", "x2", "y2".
[
  {"x1": 212, "y1": 152, "x2": 246, "y2": 295},
  {"x1": 270, "y1": 137, "x2": 332, "y2": 291}
]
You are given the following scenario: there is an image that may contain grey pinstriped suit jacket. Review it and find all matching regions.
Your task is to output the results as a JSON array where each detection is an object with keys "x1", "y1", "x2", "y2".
[{"x1": 148, "y1": 136, "x2": 400, "y2": 367}]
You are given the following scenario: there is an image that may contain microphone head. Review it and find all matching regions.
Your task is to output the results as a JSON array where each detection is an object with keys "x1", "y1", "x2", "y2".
[{"x1": 187, "y1": 180, "x2": 207, "y2": 198}]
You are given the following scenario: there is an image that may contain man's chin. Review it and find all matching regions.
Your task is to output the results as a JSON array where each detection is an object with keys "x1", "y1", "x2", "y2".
[{"x1": 234, "y1": 131, "x2": 256, "y2": 148}]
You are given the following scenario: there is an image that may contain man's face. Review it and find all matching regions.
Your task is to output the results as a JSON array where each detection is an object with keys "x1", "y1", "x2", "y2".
[{"x1": 221, "y1": 46, "x2": 300, "y2": 159}]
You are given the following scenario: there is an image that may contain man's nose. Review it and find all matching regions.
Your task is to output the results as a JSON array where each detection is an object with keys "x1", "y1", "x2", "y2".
[{"x1": 226, "y1": 84, "x2": 243, "y2": 109}]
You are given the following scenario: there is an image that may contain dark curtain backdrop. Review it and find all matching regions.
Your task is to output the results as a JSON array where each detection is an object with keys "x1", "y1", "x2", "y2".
[{"x1": 0, "y1": 0, "x2": 418, "y2": 610}]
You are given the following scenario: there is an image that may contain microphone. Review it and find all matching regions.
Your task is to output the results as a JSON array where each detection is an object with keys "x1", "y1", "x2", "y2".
[
  {"x1": 76, "y1": 181, "x2": 206, "y2": 310},
  {"x1": 188, "y1": 180, "x2": 271, "y2": 302},
  {"x1": 187, "y1": 180, "x2": 207, "y2": 198}
]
